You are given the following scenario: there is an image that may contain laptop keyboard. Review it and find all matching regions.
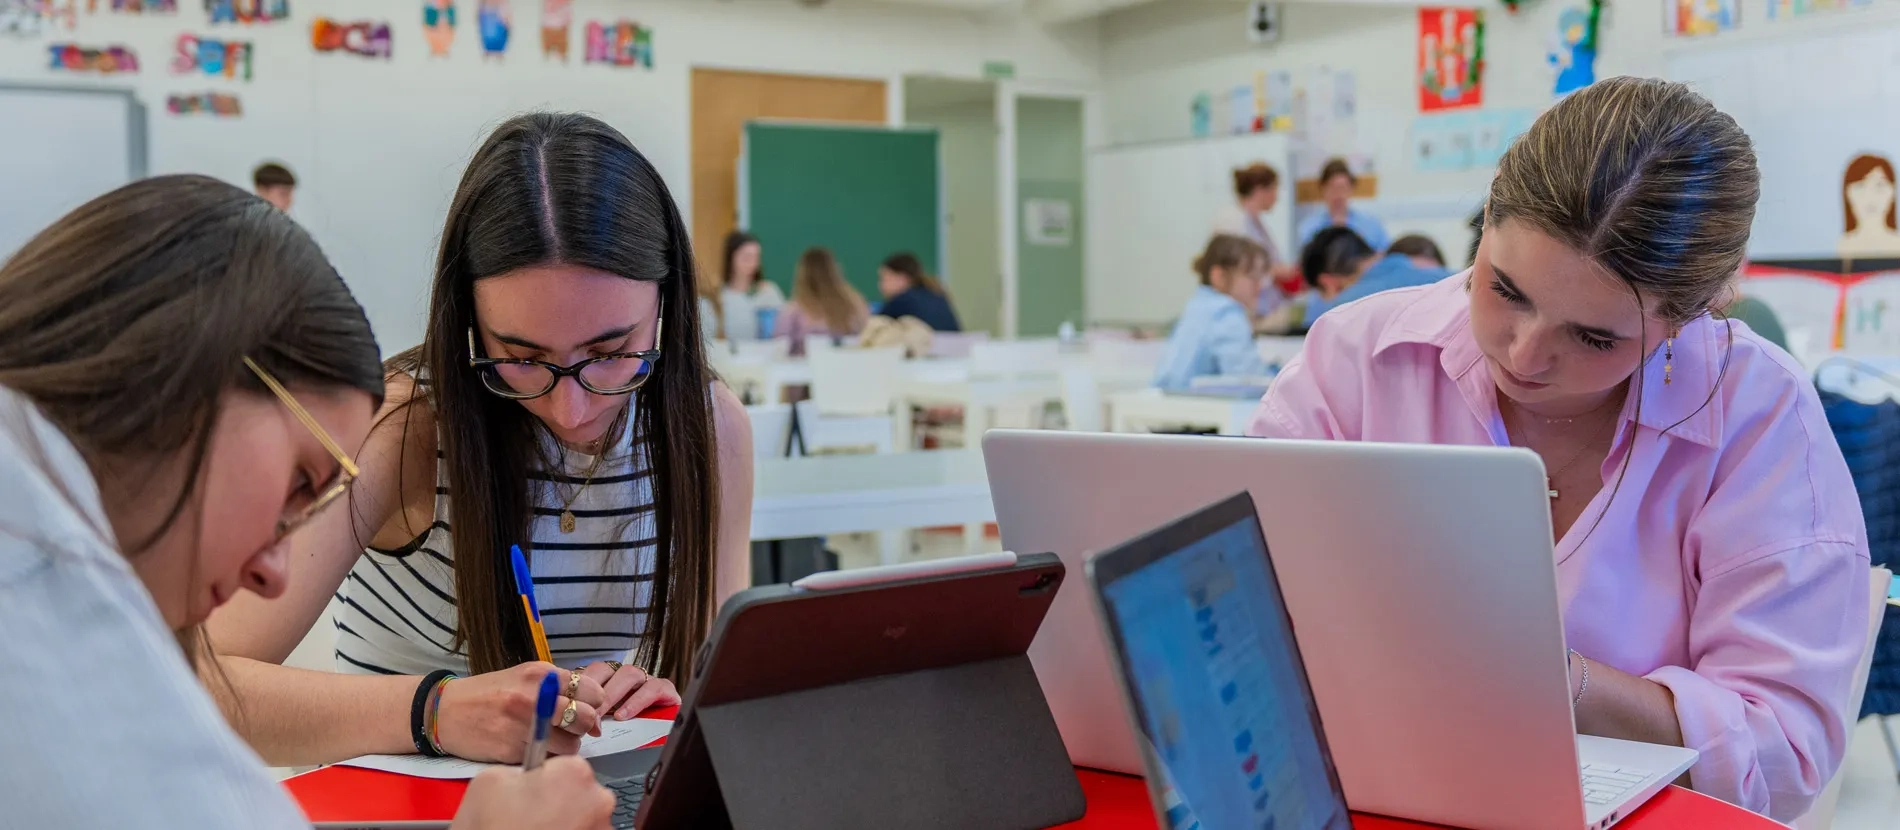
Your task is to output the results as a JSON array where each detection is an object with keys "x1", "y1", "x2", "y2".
[
  {"x1": 1580, "y1": 763, "x2": 1651, "y2": 806},
  {"x1": 605, "y1": 776, "x2": 647, "y2": 829}
]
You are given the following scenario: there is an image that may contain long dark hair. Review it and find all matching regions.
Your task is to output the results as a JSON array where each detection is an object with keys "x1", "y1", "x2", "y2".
[
  {"x1": 0, "y1": 174, "x2": 384, "y2": 649},
  {"x1": 880, "y1": 252, "x2": 944, "y2": 295},
  {"x1": 721, "y1": 230, "x2": 762, "y2": 288},
  {"x1": 396, "y1": 113, "x2": 718, "y2": 680}
]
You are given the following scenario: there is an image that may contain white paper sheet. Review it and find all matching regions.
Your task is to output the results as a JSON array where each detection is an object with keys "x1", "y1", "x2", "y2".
[{"x1": 334, "y1": 717, "x2": 674, "y2": 780}]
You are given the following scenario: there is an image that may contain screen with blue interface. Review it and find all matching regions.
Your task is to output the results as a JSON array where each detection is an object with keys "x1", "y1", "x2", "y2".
[{"x1": 1102, "y1": 517, "x2": 1350, "y2": 830}]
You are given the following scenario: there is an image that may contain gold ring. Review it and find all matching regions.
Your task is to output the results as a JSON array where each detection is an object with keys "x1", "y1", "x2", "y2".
[
  {"x1": 567, "y1": 669, "x2": 582, "y2": 698},
  {"x1": 604, "y1": 660, "x2": 623, "y2": 673},
  {"x1": 559, "y1": 698, "x2": 578, "y2": 728}
]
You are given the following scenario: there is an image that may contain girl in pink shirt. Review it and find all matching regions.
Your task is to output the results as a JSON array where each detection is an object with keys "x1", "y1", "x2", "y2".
[{"x1": 1250, "y1": 77, "x2": 1871, "y2": 822}]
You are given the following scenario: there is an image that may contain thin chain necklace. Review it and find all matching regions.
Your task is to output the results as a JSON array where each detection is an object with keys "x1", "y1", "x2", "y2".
[
  {"x1": 1505, "y1": 395, "x2": 1622, "y2": 501},
  {"x1": 553, "y1": 411, "x2": 625, "y2": 534}
]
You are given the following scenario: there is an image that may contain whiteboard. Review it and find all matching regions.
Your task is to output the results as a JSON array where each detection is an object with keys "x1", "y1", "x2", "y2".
[
  {"x1": 1666, "y1": 25, "x2": 1900, "y2": 259},
  {"x1": 0, "y1": 85, "x2": 145, "y2": 263},
  {"x1": 1086, "y1": 132, "x2": 1293, "y2": 325}
]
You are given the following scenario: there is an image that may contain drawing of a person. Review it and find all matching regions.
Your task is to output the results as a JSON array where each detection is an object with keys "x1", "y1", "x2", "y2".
[
  {"x1": 423, "y1": 0, "x2": 455, "y2": 58},
  {"x1": 478, "y1": 0, "x2": 509, "y2": 58},
  {"x1": 1550, "y1": 7, "x2": 1596, "y2": 96},
  {"x1": 1839, "y1": 154, "x2": 1900, "y2": 259},
  {"x1": 541, "y1": 0, "x2": 570, "y2": 61}
]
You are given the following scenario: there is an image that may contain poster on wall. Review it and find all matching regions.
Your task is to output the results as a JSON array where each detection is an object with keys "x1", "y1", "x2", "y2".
[
  {"x1": 2, "y1": 0, "x2": 50, "y2": 35},
  {"x1": 583, "y1": 20, "x2": 652, "y2": 68},
  {"x1": 312, "y1": 18, "x2": 391, "y2": 59},
  {"x1": 1228, "y1": 84, "x2": 1253, "y2": 135},
  {"x1": 173, "y1": 32, "x2": 251, "y2": 80},
  {"x1": 47, "y1": 42, "x2": 139, "y2": 73},
  {"x1": 541, "y1": 0, "x2": 571, "y2": 61},
  {"x1": 1549, "y1": 5, "x2": 1598, "y2": 97},
  {"x1": 1190, "y1": 92, "x2": 1212, "y2": 138},
  {"x1": 1419, "y1": 7, "x2": 1483, "y2": 112},
  {"x1": 424, "y1": 0, "x2": 455, "y2": 57},
  {"x1": 208, "y1": 0, "x2": 289, "y2": 25},
  {"x1": 1667, "y1": 0, "x2": 1739, "y2": 37},
  {"x1": 1769, "y1": 0, "x2": 1871, "y2": 19},
  {"x1": 167, "y1": 91, "x2": 242, "y2": 116},
  {"x1": 1839, "y1": 153, "x2": 1900, "y2": 259},
  {"x1": 477, "y1": 0, "x2": 509, "y2": 59},
  {"x1": 1410, "y1": 108, "x2": 1536, "y2": 172},
  {"x1": 101, "y1": 0, "x2": 176, "y2": 13},
  {"x1": 1024, "y1": 198, "x2": 1074, "y2": 247}
]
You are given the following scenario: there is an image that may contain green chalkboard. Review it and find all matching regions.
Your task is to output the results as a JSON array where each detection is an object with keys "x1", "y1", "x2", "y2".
[{"x1": 743, "y1": 122, "x2": 940, "y2": 303}]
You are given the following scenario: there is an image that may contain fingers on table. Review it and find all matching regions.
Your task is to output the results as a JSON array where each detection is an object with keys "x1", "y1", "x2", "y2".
[
  {"x1": 613, "y1": 677, "x2": 678, "y2": 721},
  {"x1": 602, "y1": 664, "x2": 651, "y2": 716}
]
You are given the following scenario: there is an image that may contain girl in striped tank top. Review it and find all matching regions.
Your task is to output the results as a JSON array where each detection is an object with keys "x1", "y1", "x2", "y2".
[{"x1": 207, "y1": 113, "x2": 755, "y2": 767}]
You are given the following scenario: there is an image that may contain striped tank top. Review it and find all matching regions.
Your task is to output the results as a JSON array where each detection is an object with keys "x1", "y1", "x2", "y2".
[{"x1": 331, "y1": 418, "x2": 657, "y2": 676}]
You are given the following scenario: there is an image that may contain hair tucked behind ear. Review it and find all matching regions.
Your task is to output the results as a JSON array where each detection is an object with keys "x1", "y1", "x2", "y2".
[
  {"x1": 1487, "y1": 76, "x2": 1759, "y2": 326},
  {"x1": 400, "y1": 113, "x2": 718, "y2": 680}
]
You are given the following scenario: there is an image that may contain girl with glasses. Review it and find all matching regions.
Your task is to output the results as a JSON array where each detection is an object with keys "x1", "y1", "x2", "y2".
[
  {"x1": 208, "y1": 113, "x2": 754, "y2": 767},
  {"x1": 0, "y1": 176, "x2": 612, "y2": 827}
]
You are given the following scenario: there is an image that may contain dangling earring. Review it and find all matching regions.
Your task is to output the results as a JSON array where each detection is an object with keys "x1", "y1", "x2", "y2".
[{"x1": 1664, "y1": 333, "x2": 1675, "y2": 386}]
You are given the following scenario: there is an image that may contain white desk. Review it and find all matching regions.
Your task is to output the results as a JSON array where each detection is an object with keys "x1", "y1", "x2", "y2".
[
  {"x1": 1107, "y1": 388, "x2": 1259, "y2": 436},
  {"x1": 752, "y1": 449, "x2": 992, "y2": 563}
]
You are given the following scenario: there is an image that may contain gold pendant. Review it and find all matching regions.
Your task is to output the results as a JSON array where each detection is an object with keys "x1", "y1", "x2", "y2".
[{"x1": 560, "y1": 510, "x2": 576, "y2": 534}]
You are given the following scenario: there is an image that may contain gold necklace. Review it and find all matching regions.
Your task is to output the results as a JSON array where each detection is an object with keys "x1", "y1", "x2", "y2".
[
  {"x1": 1505, "y1": 396, "x2": 1621, "y2": 501},
  {"x1": 557, "y1": 447, "x2": 606, "y2": 534}
]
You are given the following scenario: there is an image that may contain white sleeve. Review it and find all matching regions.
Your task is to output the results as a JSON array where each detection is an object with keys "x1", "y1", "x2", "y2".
[{"x1": 0, "y1": 535, "x2": 313, "y2": 830}]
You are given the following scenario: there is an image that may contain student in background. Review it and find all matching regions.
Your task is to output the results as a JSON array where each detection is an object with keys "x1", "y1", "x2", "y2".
[
  {"x1": 1153, "y1": 234, "x2": 1270, "y2": 392},
  {"x1": 714, "y1": 230, "x2": 785, "y2": 341},
  {"x1": 0, "y1": 175, "x2": 611, "y2": 828},
  {"x1": 1295, "y1": 158, "x2": 1390, "y2": 252},
  {"x1": 876, "y1": 252, "x2": 962, "y2": 332},
  {"x1": 1252, "y1": 78, "x2": 1868, "y2": 821},
  {"x1": 1217, "y1": 163, "x2": 1303, "y2": 317},
  {"x1": 1388, "y1": 233, "x2": 1447, "y2": 270},
  {"x1": 253, "y1": 162, "x2": 296, "y2": 212},
  {"x1": 1299, "y1": 228, "x2": 1450, "y2": 329},
  {"x1": 777, "y1": 247, "x2": 870, "y2": 356},
  {"x1": 207, "y1": 113, "x2": 755, "y2": 768}
]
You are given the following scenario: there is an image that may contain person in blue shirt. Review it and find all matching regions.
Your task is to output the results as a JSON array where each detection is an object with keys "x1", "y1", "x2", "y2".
[
  {"x1": 1299, "y1": 229, "x2": 1452, "y2": 328},
  {"x1": 875, "y1": 252, "x2": 962, "y2": 332},
  {"x1": 1153, "y1": 234, "x2": 1271, "y2": 391},
  {"x1": 1295, "y1": 158, "x2": 1391, "y2": 252}
]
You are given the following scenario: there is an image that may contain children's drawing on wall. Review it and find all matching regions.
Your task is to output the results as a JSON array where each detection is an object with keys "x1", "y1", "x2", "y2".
[
  {"x1": 540, "y1": 0, "x2": 570, "y2": 61},
  {"x1": 1549, "y1": 5, "x2": 1597, "y2": 97},
  {"x1": 312, "y1": 18, "x2": 392, "y2": 59},
  {"x1": 583, "y1": 20, "x2": 652, "y2": 68},
  {"x1": 103, "y1": 0, "x2": 176, "y2": 13},
  {"x1": 1769, "y1": 0, "x2": 1872, "y2": 20},
  {"x1": 173, "y1": 33, "x2": 252, "y2": 80},
  {"x1": 1410, "y1": 109, "x2": 1534, "y2": 173},
  {"x1": 1668, "y1": 0, "x2": 1738, "y2": 37},
  {"x1": 207, "y1": 0, "x2": 289, "y2": 25},
  {"x1": 1840, "y1": 154, "x2": 1900, "y2": 259},
  {"x1": 48, "y1": 42, "x2": 139, "y2": 73},
  {"x1": 1418, "y1": 7, "x2": 1483, "y2": 112},
  {"x1": 478, "y1": 0, "x2": 509, "y2": 59},
  {"x1": 423, "y1": 0, "x2": 455, "y2": 57},
  {"x1": 1228, "y1": 84, "x2": 1253, "y2": 135},
  {"x1": 1190, "y1": 92, "x2": 1212, "y2": 139},
  {"x1": 1, "y1": 0, "x2": 49, "y2": 35},
  {"x1": 167, "y1": 91, "x2": 242, "y2": 117}
]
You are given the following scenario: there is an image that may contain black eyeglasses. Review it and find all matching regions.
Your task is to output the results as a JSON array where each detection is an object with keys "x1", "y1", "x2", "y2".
[{"x1": 467, "y1": 308, "x2": 663, "y2": 400}]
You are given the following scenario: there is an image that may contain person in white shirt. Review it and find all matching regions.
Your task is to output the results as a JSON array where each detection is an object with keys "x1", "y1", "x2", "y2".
[
  {"x1": 715, "y1": 230, "x2": 786, "y2": 340},
  {"x1": 0, "y1": 174, "x2": 612, "y2": 829}
]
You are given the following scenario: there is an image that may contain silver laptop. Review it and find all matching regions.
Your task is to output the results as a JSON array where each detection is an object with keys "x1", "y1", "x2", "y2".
[{"x1": 984, "y1": 430, "x2": 1698, "y2": 830}]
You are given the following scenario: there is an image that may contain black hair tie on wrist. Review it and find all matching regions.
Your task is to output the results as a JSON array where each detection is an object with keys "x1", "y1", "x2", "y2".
[{"x1": 412, "y1": 669, "x2": 455, "y2": 757}]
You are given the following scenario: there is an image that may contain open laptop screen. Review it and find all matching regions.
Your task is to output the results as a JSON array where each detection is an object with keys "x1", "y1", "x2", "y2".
[{"x1": 1098, "y1": 500, "x2": 1350, "y2": 830}]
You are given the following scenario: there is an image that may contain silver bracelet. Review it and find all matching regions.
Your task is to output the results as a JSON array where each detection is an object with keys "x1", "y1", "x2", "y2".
[{"x1": 1568, "y1": 648, "x2": 1589, "y2": 708}]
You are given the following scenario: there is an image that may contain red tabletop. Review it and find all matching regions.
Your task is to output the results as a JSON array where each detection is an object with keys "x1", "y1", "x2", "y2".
[{"x1": 289, "y1": 752, "x2": 1780, "y2": 829}]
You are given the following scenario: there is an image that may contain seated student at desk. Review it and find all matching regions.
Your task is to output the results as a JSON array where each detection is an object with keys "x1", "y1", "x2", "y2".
[
  {"x1": 877, "y1": 252, "x2": 962, "y2": 332},
  {"x1": 1153, "y1": 234, "x2": 1270, "y2": 391},
  {"x1": 711, "y1": 230, "x2": 784, "y2": 342},
  {"x1": 207, "y1": 113, "x2": 756, "y2": 768},
  {"x1": 0, "y1": 176, "x2": 611, "y2": 828},
  {"x1": 1250, "y1": 78, "x2": 1870, "y2": 822},
  {"x1": 1296, "y1": 157, "x2": 1390, "y2": 252},
  {"x1": 1300, "y1": 228, "x2": 1453, "y2": 328},
  {"x1": 776, "y1": 246, "x2": 871, "y2": 356}
]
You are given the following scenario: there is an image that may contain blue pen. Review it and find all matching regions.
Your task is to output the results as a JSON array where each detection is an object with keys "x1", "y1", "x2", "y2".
[{"x1": 524, "y1": 669, "x2": 560, "y2": 771}]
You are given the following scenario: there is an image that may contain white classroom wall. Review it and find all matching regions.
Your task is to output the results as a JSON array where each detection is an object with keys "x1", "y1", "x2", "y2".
[{"x1": 0, "y1": 0, "x2": 1100, "y2": 352}]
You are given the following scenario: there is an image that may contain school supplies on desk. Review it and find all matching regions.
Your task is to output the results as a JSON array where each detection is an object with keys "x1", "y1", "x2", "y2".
[
  {"x1": 335, "y1": 715, "x2": 674, "y2": 780},
  {"x1": 524, "y1": 670, "x2": 558, "y2": 771},
  {"x1": 510, "y1": 544, "x2": 553, "y2": 663}
]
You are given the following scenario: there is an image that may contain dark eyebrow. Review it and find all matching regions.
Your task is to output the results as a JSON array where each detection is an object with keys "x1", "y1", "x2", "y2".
[
  {"x1": 492, "y1": 324, "x2": 639, "y2": 353},
  {"x1": 1493, "y1": 265, "x2": 1632, "y2": 342}
]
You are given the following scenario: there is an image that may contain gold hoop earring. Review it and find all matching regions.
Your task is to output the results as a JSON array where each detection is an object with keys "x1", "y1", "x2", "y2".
[{"x1": 1664, "y1": 335, "x2": 1675, "y2": 386}]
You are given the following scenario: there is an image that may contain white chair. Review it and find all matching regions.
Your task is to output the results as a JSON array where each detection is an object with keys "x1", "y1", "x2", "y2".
[
  {"x1": 927, "y1": 331, "x2": 990, "y2": 359},
  {"x1": 1059, "y1": 367, "x2": 1106, "y2": 432},
  {"x1": 970, "y1": 339, "x2": 1062, "y2": 378},
  {"x1": 1794, "y1": 566, "x2": 1892, "y2": 830},
  {"x1": 797, "y1": 345, "x2": 906, "y2": 454},
  {"x1": 731, "y1": 338, "x2": 790, "y2": 363},
  {"x1": 1256, "y1": 335, "x2": 1306, "y2": 370},
  {"x1": 1088, "y1": 337, "x2": 1168, "y2": 376},
  {"x1": 744, "y1": 405, "x2": 795, "y2": 460}
]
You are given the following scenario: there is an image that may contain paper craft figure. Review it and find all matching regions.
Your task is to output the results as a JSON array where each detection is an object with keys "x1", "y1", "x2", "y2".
[
  {"x1": 167, "y1": 91, "x2": 242, "y2": 116},
  {"x1": 1839, "y1": 154, "x2": 1900, "y2": 259},
  {"x1": 1670, "y1": 0, "x2": 1737, "y2": 36},
  {"x1": 1419, "y1": 7, "x2": 1483, "y2": 111},
  {"x1": 108, "y1": 0, "x2": 176, "y2": 12},
  {"x1": 173, "y1": 33, "x2": 252, "y2": 80},
  {"x1": 207, "y1": 0, "x2": 288, "y2": 24},
  {"x1": 583, "y1": 20, "x2": 652, "y2": 68},
  {"x1": 478, "y1": 0, "x2": 509, "y2": 58},
  {"x1": 48, "y1": 42, "x2": 139, "y2": 73},
  {"x1": 312, "y1": 18, "x2": 392, "y2": 59},
  {"x1": 423, "y1": 0, "x2": 455, "y2": 57},
  {"x1": 541, "y1": 0, "x2": 570, "y2": 61},
  {"x1": 1549, "y1": 6, "x2": 1596, "y2": 97}
]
